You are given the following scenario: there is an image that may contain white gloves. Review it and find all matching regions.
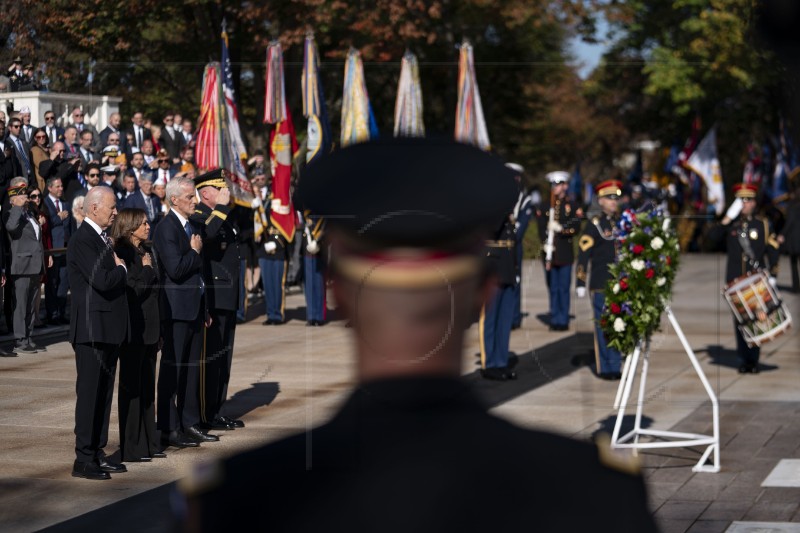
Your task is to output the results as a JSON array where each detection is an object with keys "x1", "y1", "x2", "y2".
[
  {"x1": 264, "y1": 241, "x2": 277, "y2": 253},
  {"x1": 251, "y1": 197, "x2": 262, "y2": 209},
  {"x1": 769, "y1": 276, "x2": 777, "y2": 288},
  {"x1": 576, "y1": 287, "x2": 587, "y2": 298},
  {"x1": 724, "y1": 198, "x2": 743, "y2": 222},
  {"x1": 306, "y1": 240, "x2": 320, "y2": 255},
  {"x1": 547, "y1": 220, "x2": 563, "y2": 233}
]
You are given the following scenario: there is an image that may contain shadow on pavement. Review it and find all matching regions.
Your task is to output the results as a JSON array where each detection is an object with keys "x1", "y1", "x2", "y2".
[{"x1": 222, "y1": 382, "x2": 280, "y2": 421}]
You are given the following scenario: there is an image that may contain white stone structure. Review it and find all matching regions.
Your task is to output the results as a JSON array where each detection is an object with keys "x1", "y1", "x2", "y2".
[{"x1": 0, "y1": 91, "x2": 122, "y2": 129}]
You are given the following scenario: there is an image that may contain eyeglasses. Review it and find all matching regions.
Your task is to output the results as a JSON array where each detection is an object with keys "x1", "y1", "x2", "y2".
[
  {"x1": 35, "y1": 135, "x2": 47, "y2": 140},
  {"x1": 109, "y1": 139, "x2": 120, "y2": 143},
  {"x1": 73, "y1": 113, "x2": 84, "y2": 117},
  {"x1": 88, "y1": 172, "x2": 100, "y2": 177},
  {"x1": 29, "y1": 194, "x2": 40, "y2": 199},
  {"x1": 158, "y1": 159, "x2": 169, "y2": 163},
  {"x1": 9, "y1": 124, "x2": 20, "y2": 129}
]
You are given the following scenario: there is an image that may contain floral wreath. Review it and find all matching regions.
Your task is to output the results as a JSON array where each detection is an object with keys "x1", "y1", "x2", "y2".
[{"x1": 600, "y1": 204, "x2": 682, "y2": 355}]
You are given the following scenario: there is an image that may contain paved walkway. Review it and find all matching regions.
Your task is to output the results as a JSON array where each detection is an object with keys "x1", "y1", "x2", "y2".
[{"x1": 0, "y1": 254, "x2": 798, "y2": 532}]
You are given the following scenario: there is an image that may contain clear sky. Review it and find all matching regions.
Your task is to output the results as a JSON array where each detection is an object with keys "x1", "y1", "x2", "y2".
[{"x1": 569, "y1": 16, "x2": 610, "y2": 79}]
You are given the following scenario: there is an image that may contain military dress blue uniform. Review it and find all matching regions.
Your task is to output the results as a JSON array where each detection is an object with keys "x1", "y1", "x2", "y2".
[
  {"x1": 577, "y1": 180, "x2": 622, "y2": 378},
  {"x1": 480, "y1": 216, "x2": 517, "y2": 380},
  {"x1": 536, "y1": 172, "x2": 581, "y2": 330},
  {"x1": 302, "y1": 211, "x2": 327, "y2": 325},
  {"x1": 258, "y1": 198, "x2": 289, "y2": 325},
  {"x1": 512, "y1": 189, "x2": 535, "y2": 328}
]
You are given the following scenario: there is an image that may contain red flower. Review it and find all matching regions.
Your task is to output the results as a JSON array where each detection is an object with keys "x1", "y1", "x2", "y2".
[
  {"x1": 632, "y1": 244, "x2": 645, "y2": 255},
  {"x1": 666, "y1": 256, "x2": 672, "y2": 265},
  {"x1": 600, "y1": 319, "x2": 607, "y2": 328},
  {"x1": 610, "y1": 303, "x2": 621, "y2": 314},
  {"x1": 620, "y1": 279, "x2": 629, "y2": 290},
  {"x1": 645, "y1": 268, "x2": 655, "y2": 279}
]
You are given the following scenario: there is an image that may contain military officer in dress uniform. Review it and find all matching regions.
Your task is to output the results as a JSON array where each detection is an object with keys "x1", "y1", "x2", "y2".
[
  {"x1": 258, "y1": 195, "x2": 290, "y2": 325},
  {"x1": 190, "y1": 169, "x2": 245, "y2": 431},
  {"x1": 176, "y1": 137, "x2": 657, "y2": 533},
  {"x1": 301, "y1": 209, "x2": 327, "y2": 326},
  {"x1": 480, "y1": 211, "x2": 518, "y2": 380},
  {"x1": 576, "y1": 179, "x2": 623, "y2": 379},
  {"x1": 507, "y1": 163, "x2": 535, "y2": 330},
  {"x1": 711, "y1": 183, "x2": 780, "y2": 374},
  {"x1": 536, "y1": 171, "x2": 582, "y2": 331}
]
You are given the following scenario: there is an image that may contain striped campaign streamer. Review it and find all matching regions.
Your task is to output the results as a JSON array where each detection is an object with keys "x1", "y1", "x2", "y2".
[
  {"x1": 302, "y1": 33, "x2": 332, "y2": 163},
  {"x1": 454, "y1": 40, "x2": 490, "y2": 151},
  {"x1": 264, "y1": 42, "x2": 287, "y2": 125},
  {"x1": 195, "y1": 64, "x2": 222, "y2": 170},
  {"x1": 393, "y1": 51, "x2": 425, "y2": 138},
  {"x1": 341, "y1": 48, "x2": 377, "y2": 147}
]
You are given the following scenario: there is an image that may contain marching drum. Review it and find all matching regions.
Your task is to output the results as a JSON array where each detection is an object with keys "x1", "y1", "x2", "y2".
[{"x1": 723, "y1": 270, "x2": 792, "y2": 347}]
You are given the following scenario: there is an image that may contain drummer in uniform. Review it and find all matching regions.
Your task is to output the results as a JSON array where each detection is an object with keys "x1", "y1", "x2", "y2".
[
  {"x1": 536, "y1": 171, "x2": 582, "y2": 331},
  {"x1": 576, "y1": 180, "x2": 622, "y2": 380},
  {"x1": 176, "y1": 138, "x2": 657, "y2": 532},
  {"x1": 713, "y1": 183, "x2": 780, "y2": 374}
]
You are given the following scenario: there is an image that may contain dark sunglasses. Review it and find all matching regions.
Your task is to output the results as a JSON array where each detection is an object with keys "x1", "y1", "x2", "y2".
[
  {"x1": 29, "y1": 194, "x2": 41, "y2": 199},
  {"x1": 35, "y1": 134, "x2": 47, "y2": 139},
  {"x1": 73, "y1": 113, "x2": 84, "y2": 117},
  {"x1": 88, "y1": 172, "x2": 100, "y2": 177},
  {"x1": 158, "y1": 159, "x2": 169, "y2": 163},
  {"x1": 44, "y1": 116, "x2": 55, "y2": 120},
  {"x1": 9, "y1": 124, "x2": 20, "y2": 129}
]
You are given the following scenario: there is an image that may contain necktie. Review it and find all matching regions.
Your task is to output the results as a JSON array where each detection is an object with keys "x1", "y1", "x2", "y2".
[
  {"x1": 146, "y1": 196, "x2": 154, "y2": 221},
  {"x1": 77, "y1": 123, "x2": 83, "y2": 132},
  {"x1": 136, "y1": 127, "x2": 142, "y2": 148},
  {"x1": 77, "y1": 172, "x2": 86, "y2": 187},
  {"x1": 184, "y1": 221, "x2": 193, "y2": 239},
  {"x1": 55, "y1": 199, "x2": 61, "y2": 213},
  {"x1": 100, "y1": 231, "x2": 112, "y2": 249},
  {"x1": 49, "y1": 127, "x2": 56, "y2": 145},
  {"x1": 15, "y1": 138, "x2": 31, "y2": 176}
]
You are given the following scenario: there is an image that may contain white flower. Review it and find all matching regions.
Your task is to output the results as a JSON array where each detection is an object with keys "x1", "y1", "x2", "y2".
[
  {"x1": 613, "y1": 317, "x2": 626, "y2": 332},
  {"x1": 651, "y1": 236, "x2": 664, "y2": 250},
  {"x1": 657, "y1": 277, "x2": 666, "y2": 287},
  {"x1": 613, "y1": 283, "x2": 620, "y2": 294},
  {"x1": 631, "y1": 259, "x2": 645, "y2": 271}
]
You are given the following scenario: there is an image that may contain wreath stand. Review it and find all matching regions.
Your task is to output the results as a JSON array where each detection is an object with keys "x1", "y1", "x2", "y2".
[{"x1": 610, "y1": 306, "x2": 720, "y2": 473}]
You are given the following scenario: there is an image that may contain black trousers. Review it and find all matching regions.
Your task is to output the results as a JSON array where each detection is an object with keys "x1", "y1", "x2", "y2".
[
  {"x1": 45, "y1": 255, "x2": 69, "y2": 320},
  {"x1": 789, "y1": 254, "x2": 799, "y2": 293},
  {"x1": 119, "y1": 342, "x2": 160, "y2": 460},
  {"x1": 202, "y1": 309, "x2": 236, "y2": 422},
  {"x1": 157, "y1": 310, "x2": 202, "y2": 432},
  {"x1": 73, "y1": 342, "x2": 119, "y2": 463}
]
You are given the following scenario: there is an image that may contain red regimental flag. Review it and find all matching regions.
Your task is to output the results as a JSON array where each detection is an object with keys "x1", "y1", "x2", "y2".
[{"x1": 269, "y1": 106, "x2": 298, "y2": 242}]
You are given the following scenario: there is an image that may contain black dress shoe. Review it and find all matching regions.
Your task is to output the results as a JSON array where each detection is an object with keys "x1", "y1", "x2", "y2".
[
  {"x1": 599, "y1": 372, "x2": 622, "y2": 381},
  {"x1": 220, "y1": 415, "x2": 245, "y2": 428},
  {"x1": 124, "y1": 456, "x2": 152, "y2": 462},
  {"x1": 161, "y1": 430, "x2": 200, "y2": 448},
  {"x1": 481, "y1": 367, "x2": 512, "y2": 381},
  {"x1": 185, "y1": 425, "x2": 220, "y2": 442},
  {"x1": 97, "y1": 456, "x2": 127, "y2": 473},
  {"x1": 738, "y1": 363, "x2": 754, "y2": 374},
  {"x1": 151, "y1": 451, "x2": 167, "y2": 458},
  {"x1": 72, "y1": 460, "x2": 110, "y2": 480},
  {"x1": 200, "y1": 417, "x2": 234, "y2": 431},
  {"x1": 0, "y1": 346, "x2": 16, "y2": 357},
  {"x1": 15, "y1": 343, "x2": 36, "y2": 354},
  {"x1": 27, "y1": 341, "x2": 46, "y2": 352}
]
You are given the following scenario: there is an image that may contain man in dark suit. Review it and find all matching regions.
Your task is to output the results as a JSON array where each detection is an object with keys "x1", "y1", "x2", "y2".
[
  {"x1": 18, "y1": 106, "x2": 37, "y2": 145},
  {"x1": 78, "y1": 129, "x2": 99, "y2": 170},
  {"x1": 5, "y1": 180, "x2": 48, "y2": 354},
  {"x1": 43, "y1": 176, "x2": 71, "y2": 324},
  {"x1": 0, "y1": 120, "x2": 23, "y2": 201},
  {"x1": 159, "y1": 113, "x2": 183, "y2": 163},
  {"x1": 178, "y1": 139, "x2": 657, "y2": 532},
  {"x1": 123, "y1": 173, "x2": 161, "y2": 236},
  {"x1": 42, "y1": 110, "x2": 64, "y2": 147},
  {"x1": 98, "y1": 112, "x2": 129, "y2": 157},
  {"x1": 191, "y1": 169, "x2": 244, "y2": 431},
  {"x1": 6, "y1": 117, "x2": 33, "y2": 182},
  {"x1": 153, "y1": 176, "x2": 217, "y2": 448},
  {"x1": 67, "y1": 186, "x2": 129, "y2": 480},
  {"x1": 128, "y1": 111, "x2": 151, "y2": 152},
  {"x1": 69, "y1": 107, "x2": 98, "y2": 140}
]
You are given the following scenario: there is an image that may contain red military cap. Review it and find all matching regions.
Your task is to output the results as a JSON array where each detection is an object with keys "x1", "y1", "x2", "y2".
[
  {"x1": 733, "y1": 183, "x2": 758, "y2": 199},
  {"x1": 595, "y1": 179, "x2": 623, "y2": 199}
]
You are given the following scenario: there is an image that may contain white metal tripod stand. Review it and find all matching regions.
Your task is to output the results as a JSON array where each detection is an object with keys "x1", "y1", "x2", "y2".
[{"x1": 610, "y1": 306, "x2": 720, "y2": 473}]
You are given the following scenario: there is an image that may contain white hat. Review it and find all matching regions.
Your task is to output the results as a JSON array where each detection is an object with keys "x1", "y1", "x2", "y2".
[
  {"x1": 130, "y1": 147, "x2": 141, "y2": 154},
  {"x1": 154, "y1": 176, "x2": 167, "y2": 187},
  {"x1": 19, "y1": 106, "x2": 31, "y2": 114},
  {"x1": 505, "y1": 162, "x2": 524, "y2": 174},
  {"x1": 546, "y1": 171, "x2": 570, "y2": 184},
  {"x1": 101, "y1": 164, "x2": 118, "y2": 173}
]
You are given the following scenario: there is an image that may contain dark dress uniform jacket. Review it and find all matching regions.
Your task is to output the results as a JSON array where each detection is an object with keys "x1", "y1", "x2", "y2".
[
  {"x1": 710, "y1": 215, "x2": 779, "y2": 283},
  {"x1": 577, "y1": 214, "x2": 617, "y2": 291},
  {"x1": 190, "y1": 202, "x2": 240, "y2": 312},
  {"x1": 182, "y1": 377, "x2": 657, "y2": 532},
  {"x1": 152, "y1": 210, "x2": 203, "y2": 321},
  {"x1": 67, "y1": 222, "x2": 129, "y2": 345},
  {"x1": 116, "y1": 243, "x2": 160, "y2": 345},
  {"x1": 536, "y1": 198, "x2": 581, "y2": 266},
  {"x1": 484, "y1": 217, "x2": 516, "y2": 287}
]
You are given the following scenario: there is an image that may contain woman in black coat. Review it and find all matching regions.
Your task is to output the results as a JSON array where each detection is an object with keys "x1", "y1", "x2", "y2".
[{"x1": 111, "y1": 208, "x2": 165, "y2": 461}]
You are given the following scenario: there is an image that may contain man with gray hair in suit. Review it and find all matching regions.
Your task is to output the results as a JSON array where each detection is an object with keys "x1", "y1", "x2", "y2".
[{"x1": 5, "y1": 177, "x2": 51, "y2": 353}]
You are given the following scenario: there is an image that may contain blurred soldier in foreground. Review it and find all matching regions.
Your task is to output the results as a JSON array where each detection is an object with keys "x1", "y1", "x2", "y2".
[
  {"x1": 576, "y1": 180, "x2": 623, "y2": 380},
  {"x1": 177, "y1": 138, "x2": 657, "y2": 532}
]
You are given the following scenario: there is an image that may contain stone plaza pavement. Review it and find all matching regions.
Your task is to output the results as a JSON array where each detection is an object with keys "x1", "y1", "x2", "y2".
[{"x1": 0, "y1": 254, "x2": 798, "y2": 532}]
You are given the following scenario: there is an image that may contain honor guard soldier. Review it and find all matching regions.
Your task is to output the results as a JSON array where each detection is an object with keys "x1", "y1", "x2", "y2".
[
  {"x1": 258, "y1": 194, "x2": 289, "y2": 325},
  {"x1": 177, "y1": 138, "x2": 657, "y2": 533},
  {"x1": 711, "y1": 183, "x2": 780, "y2": 374},
  {"x1": 576, "y1": 180, "x2": 623, "y2": 379},
  {"x1": 536, "y1": 171, "x2": 582, "y2": 331},
  {"x1": 480, "y1": 210, "x2": 518, "y2": 380},
  {"x1": 507, "y1": 163, "x2": 535, "y2": 329},
  {"x1": 191, "y1": 169, "x2": 245, "y2": 430},
  {"x1": 301, "y1": 209, "x2": 327, "y2": 326}
]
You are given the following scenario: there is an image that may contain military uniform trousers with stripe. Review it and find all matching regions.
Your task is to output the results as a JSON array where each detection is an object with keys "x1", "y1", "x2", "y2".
[
  {"x1": 481, "y1": 283, "x2": 515, "y2": 370},
  {"x1": 304, "y1": 255, "x2": 326, "y2": 323},
  {"x1": 260, "y1": 257, "x2": 287, "y2": 322}
]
